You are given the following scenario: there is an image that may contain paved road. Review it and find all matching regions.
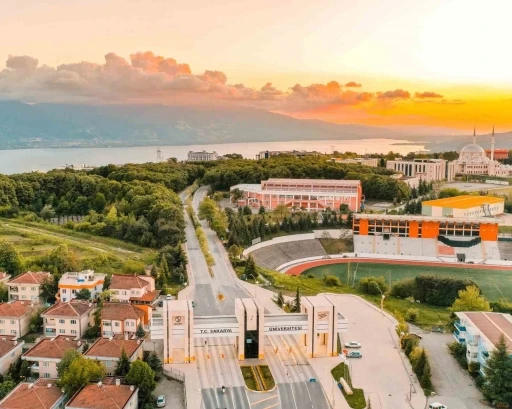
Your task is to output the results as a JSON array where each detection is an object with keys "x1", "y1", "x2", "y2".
[{"x1": 421, "y1": 332, "x2": 488, "y2": 409}]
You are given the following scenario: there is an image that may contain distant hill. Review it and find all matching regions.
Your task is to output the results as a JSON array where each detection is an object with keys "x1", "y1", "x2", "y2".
[{"x1": 0, "y1": 101, "x2": 508, "y2": 151}]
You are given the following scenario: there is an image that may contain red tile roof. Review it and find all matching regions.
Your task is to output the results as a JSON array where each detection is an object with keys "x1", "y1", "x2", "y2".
[
  {"x1": 85, "y1": 335, "x2": 143, "y2": 359},
  {"x1": 0, "y1": 378, "x2": 63, "y2": 409},
  {"x1": 130, "y1": 290, "x2": 160, "y2": 303},
  {"x1": 23, "y1": 335, "x2": 81, "y2": 360},
  {"x1": 110, "y1": 274, "x2": 151, "y2": 290},
  {"x1": 42, "y1": 300, "x2": 95, "y2": 317},
  {"x1": 8, "y1": 272, "x2": 51, "y2": 285},
  {"x1": 0, "y1": 301, "x2": 35, "y2": 318},
  {"x1": 101, "y1": 303, "x2": 144, "y2": 321},
  {"x1": 0, "y1": 336, "x2": 21, "y2": 358},
  {"x1": 465, "y1": 312, "x2": 512, "y2": 350},
  {"x1": 65, "y1": 379, "x2": 137, "y2": 409}
]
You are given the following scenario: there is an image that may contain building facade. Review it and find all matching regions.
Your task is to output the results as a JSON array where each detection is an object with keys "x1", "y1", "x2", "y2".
[
  {"x1": 422, "y1": 196, "x2": 505, "y2": 218},
  {"x1": 84, "y1": 336, "x2": 144, "y2": 376},
  {"x1": 0, "y1": 336, "x2": 24, "y2": 375},
  {"x1": 187, "y1": 150, "x2": 218, "y2": 161},
  {"x1": 386, "y1": 158, "x2": 455, "y2": 182},
  {"x1": 330, "y1": 157, "x2": 379, "y2": 167},
  {"x1": 100, "y1": 303, "x2": 145, "y2": 338},
  {"x1": 7, "y1": 272, "x2": 51, "y2": 303},
  {"x1": 485, "y1": 149, "x2": 510, "y2": 161},
  {"x1": 42, "y1": 300, "x2": 96, "y2": 338},
  {"x1": 231, "y1": 178, "x2": 362, "y2": 212},
  {"x1": 0, "y1": 379, "x2": 65, "y2": 409},
  {"x1": 0, "y1": 301, "x2": 36, "y2": 338},
  {"x1": 59, "y1": 270, "x2": 105, "y2": 302}
]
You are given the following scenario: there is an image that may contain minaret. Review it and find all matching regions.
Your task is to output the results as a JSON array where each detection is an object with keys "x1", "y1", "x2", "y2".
[
  {"x1": 490, "y1": 126, "x2": 495, "y2": 162},
  {"x1": 473, "y1": 127, "x2": 476, "y2": 144}
]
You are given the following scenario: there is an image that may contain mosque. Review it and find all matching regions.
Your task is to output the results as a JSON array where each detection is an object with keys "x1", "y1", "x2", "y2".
[{"x1": 454, "y1": 128, "x2": 512, "y2": 177}]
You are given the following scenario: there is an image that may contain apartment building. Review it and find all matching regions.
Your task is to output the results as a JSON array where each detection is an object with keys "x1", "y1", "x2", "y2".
[
  {"x1": 256, "y1": 150, "x2": 319, "y2": 160},
  {"x1": 231, "y1": 178, "x2": 363, "y2": 212},
  {"x1": 42, "y1": 300, "x2": 96, "y2": 338},
  {"x1": 85, "y1": 336, "x2": 145, "y2": 376},
  {"x1": 22, "y1": 335, "x2": 83, "y2": 379},
  {"x1": 65, "y1": 377, "x2": 138, "y2": 409},
  {"x1": 454, "y1": 312, "x2": 512, "y2": 375},
  {"x1": 109, "y1": 275, "x2": 159, "y2": 324},
  {"x1": 100, "y1": 303, "x2": 145, "y2": 338},
  {"x1": 329, "y1": 157, "x2": 379, "y2": 167},
  {"x1": 0, "y1": 300, "x2": 36, "y2": 338},
  {"x1": 7, "y1": 272, "x2": 51, "y2": 303},
  {"x1": 59, "y1": 270, "x2": 105, "y2": 302},
  {"x1": 0, "y1": 378, "x2": 66, "y2": 409},
  {"x1": 386, "y1": 158, "x2": 455, "y2": 182},
  {"x1": 0, "y1": 336, "x2": 24, "y2": 375},
  {"x1": 187, "y1": 150, "x2": 218, "y2": 162}
]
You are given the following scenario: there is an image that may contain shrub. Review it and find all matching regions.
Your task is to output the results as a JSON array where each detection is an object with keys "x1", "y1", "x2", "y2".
[
  {"x1": 468, "y1": 361, "x2": 481, "y2": 378},
  {"x1": 359, "y1": 276, "x2": 388, "y2": 295},
  {"x1": 403, "y1": 337, "x2": 419, "y2": 357},
  {"x1": 405, "y1": 308, "x2": 419, "y2": 323},
  {"x1": 448, "y1": 341, "x2": 467, "y2": 368},
  {"x1": 390, "y1": 278, "x2": 416, "y2": 298},
  {"x1": 324, "y1": 275, "x2": 341, "y2": 287},
  {"x1": 414, "y1": 274, "x2": 479, "y2": 307}
]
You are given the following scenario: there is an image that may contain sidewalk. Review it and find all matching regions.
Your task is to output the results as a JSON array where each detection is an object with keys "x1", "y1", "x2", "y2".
[
  {"x1": 165, "y1": 363, "x2": 202, "y2": 409},
  {"x1": 308, "y1": 356, "x2": 350, "y2": 409}
]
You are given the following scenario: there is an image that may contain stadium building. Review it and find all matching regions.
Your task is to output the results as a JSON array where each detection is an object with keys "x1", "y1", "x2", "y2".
[
  {"x1": 231, "y1": 178, "x2": 363, "y2": 212},
  {"x1": 421, "y1": 196, "x2": 505, "y2": 218}
]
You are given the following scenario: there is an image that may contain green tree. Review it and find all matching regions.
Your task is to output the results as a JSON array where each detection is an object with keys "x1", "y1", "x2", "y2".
[
  {"x1": 420, "y1": 359, "x2": 433, "y2": 391},
  {"x1": 136, "y1": 323, "x2": 146, "y2": 339},
  {"x1": 230, "y1": 188, "x2": 244, "y2": 203},
  {"x1": 0, "y1": 243, "x2": 23, "y2": 276},
  {"x1": 57, "y1": 349, "x2": 81, "y2": 378},
  {"x1": 40, "y1": 276, "x2": 58, "y2": 303},
  {"x1": 483, "y1": 334, "x2": 512, "y2": 406},
  {"x1": 146, "y1": 352, "x2": 162, "y2": 373},
  {"x1": 75, "y1": 289, "x2": 91, "y2": 300},
  {"x1": 450, "y1": 285, "x2": 491, "y2": 313},
  {"x1": 0, "y1": 283, "x2": 7, "y2": 303},
  {"x1": 244, "y1": 255, "x2": 256, "y2": 278},
  {"x1": 293, "y1": 288, "x2": 301, "y2": 312},
  {"x1": 115, "y1": 348, "x2": 131, "y2": 376},
  {"x1": 413, "y1": 349, "x2": 427, "y2": 379},
  {"x1": 277, "y1": 291, "x2": 284, "y2": 307},
  {"x1": 29, "y1": 308, "x2": 44, "y2": 333},
  {"x1": 103, "y1": 274, "x2": 112, "y2": 291},
  {"x1": 160, "y1": 256, "x2": 170, "y2": 284},
  {"x1": 125, "y1": 360, "x2": 157, "y2": 402},
  {"x1": 228, "y1": 244, "x2": 242, "y2": 259},
  {"x1": 0, "y1": 377, "x2": 16, "y2": 399},
  {"x1": 258, "y1": 206, "x2": 266, "y2": 215},
  {"x1": 242, "y1": 205, "x2": 252, "y2": 216},
  {"x1": 60, "y1": 356, "x2": 106, "y2": 395},
  {"x1": 40, "y1": 204, "x2": 55, "y2": 220},
  {"x1": 198, "y1": 198, "x2": 217, "y2": 223},
  {"x1": 19, "y1": 360, "x2": 31, "y2": 379}
]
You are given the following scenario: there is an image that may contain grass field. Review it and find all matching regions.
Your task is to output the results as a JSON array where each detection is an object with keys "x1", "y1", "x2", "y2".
[
  {"x1": 331, "y1": 363, "x2": 366, "y2": 409},
  {"x1": 303, "y1": 262, "x2": 512, "y2": 301},
  {"x1": 0, "y1": 218, "x2": 156, "y2": 273},
  {"x1": 319, "y1": 238, "x2": 354, "y2": 254}
]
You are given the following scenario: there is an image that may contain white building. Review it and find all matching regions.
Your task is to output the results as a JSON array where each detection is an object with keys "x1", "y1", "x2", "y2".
[
  {"x1": 58, "y1": 270, "x2": 105, "y2": 302},
  {"x1": 387, "y1": 158, "x2": 455, "y2": 182},
  {"x1": 7, "y1": 272, "x2": 51, "y2": 303},
  {"x1": 0, "y1": 336, "x2": 24, "y2": 376},
  {"x1": 330, "y1": 157, "x2": 379, "y2": 167},
  {"x1": 0, "y1": 301, "x2": 36, "y2": 338},
  {"x1": 84, "y1": 336, "x2": 144, "y2": 376},
  {"x1": 42, "y1": 300, "x2": 96, "y2": 338},
  {"x1": 187, "y1": 150, "x2": 218, "y2": 162}
]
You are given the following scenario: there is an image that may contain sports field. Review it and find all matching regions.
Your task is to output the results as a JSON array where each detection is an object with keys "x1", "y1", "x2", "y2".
[{"x1": 303, "y1": 262, "x2": 512, "y2": 301}]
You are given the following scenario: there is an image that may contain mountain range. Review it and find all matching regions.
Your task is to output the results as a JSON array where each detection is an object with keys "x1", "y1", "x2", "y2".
[{"x1": 0, "y1": 101, "x2": 510, "y2": 152}]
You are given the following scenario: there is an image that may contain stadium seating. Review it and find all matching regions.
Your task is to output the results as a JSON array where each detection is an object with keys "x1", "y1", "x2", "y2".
[
  {"x1": 251, "y1": 239, "x2": 327, "y2": 270},
  {"x1": 483, "y1": 241, "x2": 501, "y2": 261},
  {"x1": 498, "y1": 240, "x2": 512, "y2": 261}
]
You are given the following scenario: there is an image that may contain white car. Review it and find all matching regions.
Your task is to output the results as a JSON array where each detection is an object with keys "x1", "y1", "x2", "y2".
[
  {"x1": 156, "y1": 395, "x2": 166, "y2": 408},
  {"x1": 344, "y1": 341, "x2": 361, "y2": 349},
  {"x1": 428, "y1": 404, "x2": 447, "y2": 409}
]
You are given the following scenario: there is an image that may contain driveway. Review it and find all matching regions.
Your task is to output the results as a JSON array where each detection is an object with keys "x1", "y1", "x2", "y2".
[
  {"x1": 153, "y1": 377, "x2": 185, "y2": 409},
  {"x1": 420, "y1": 332, "x2": 489, "y2": 409}
]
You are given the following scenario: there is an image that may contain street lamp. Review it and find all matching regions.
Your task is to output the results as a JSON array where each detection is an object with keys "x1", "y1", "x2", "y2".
[
  {"x1": 372, "y1": 283, "x2": 385, "y2": 314},
  {"x1": 246, "y1": 274, "x2": 258, "y2": 298}
]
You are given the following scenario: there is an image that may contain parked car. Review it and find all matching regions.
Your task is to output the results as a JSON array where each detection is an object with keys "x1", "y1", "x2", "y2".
[
  {"x1": 428, "y1": 403, "x2": 447, "y2": 409},
  {"x1": 344, "y1": 341, "x2": 361, "y2": 348},
  {"x1": 158, "y1": 300, "x2": 164, "y2": 307},
  {"x1": 347, "y1": 351, "x2": 362, "y2": 358},
  {"x1": 156, "y1": 395, "x2": 166, "y2": 408},
  {"x1": 166, "y1": 294, "x2": 173, "y2": 300}
]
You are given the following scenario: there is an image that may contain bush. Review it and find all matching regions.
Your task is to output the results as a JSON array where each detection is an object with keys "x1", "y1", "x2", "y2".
[
  {"x1": 390, "y1": 278, "x2": 416, "y2": 298},
  {"x1": 448, "y1": 341, "x2": 467, "y2": 368},
  {"x1": 405, "y1": 308, "x2": 419, "y2": 323},
  {"x1": 359, "y1": 276, "x2": 388, "y2": 295},
  {"x1": 323, "y1": 275, "x2": 341, "y2": 287},
  {"x1": 403, "y1": 337, "x2": 419, "y2": 357},
  {"x1": 414, "y1": 274, "x2": 479, "y2": 307},
  {"x1": 468, "y1": 361, "x2": 481, "y2": 378}
]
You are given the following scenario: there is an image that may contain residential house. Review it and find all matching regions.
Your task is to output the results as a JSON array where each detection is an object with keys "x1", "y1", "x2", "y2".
[
  {"x1": 42, "y1": 300, "x2": 96, "y2": 338},
  {"x1": 22, "y1": 335, "x2": 83, "y2": 379},
  {"x1": 84, "y1": 335, "x2": 144, "y2": 376},
  {"x1": 100, "y1": 303, "x2": 145, "y2": 338},
  {"x1": 65, "y1": 377, "x2": 138, "y2": 409},
  {"x1": 7, "y1": 272, "x2": 51, "y2": 303},
  {"x1": 0, "y1": 336, "x2": 24, "y2": 375},
  {"x1": 0, "y1": 300, "x2": 36, "y2": 338},
  {"x1": 59, "y1": 270, "x2": 105, "y2": 302},
  {"x1": 0, "y1": 378, "x2": 66, "y2": 409},
  {"x1": 109, "y1": 275, "x2": 160, "y2": 324},
  {"x1": 454, "y1": 311, "x2": 512, "y2": 375}
]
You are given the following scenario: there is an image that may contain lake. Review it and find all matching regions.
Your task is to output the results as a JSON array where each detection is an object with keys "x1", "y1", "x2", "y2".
[{"x1": 0, "y1": 139, "x2": 426, "y2": 174}]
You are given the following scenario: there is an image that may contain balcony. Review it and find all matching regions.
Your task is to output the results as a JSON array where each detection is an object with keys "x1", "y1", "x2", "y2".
[
  {"x1": 31, "y1": 364, "x2": 40, "y2": 372},
  {"x1": 453, "y1": 329, "x2": 465, "y2": 344},
  {"x1": 454, "y1": 321, "x2": 466, "y2": 332}
]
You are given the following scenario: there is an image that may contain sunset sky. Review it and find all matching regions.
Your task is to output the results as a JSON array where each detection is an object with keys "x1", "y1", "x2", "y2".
[{"x1": 1, "y1": 0, "x2": 512, "y2": 131}]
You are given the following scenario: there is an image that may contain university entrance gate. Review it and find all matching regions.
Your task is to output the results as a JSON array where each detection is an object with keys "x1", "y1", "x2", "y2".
[{"x1": 151, "y1": 295, "x2": 348, "y2": 364}]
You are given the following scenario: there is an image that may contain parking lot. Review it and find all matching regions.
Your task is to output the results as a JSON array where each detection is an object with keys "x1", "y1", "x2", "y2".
[{"x1": 153, "y1": 377, "x2": 185, "y2": 409}]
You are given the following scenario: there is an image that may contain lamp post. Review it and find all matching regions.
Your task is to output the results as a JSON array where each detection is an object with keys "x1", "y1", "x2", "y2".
[
  {"x1": 247, "y1": 274, "x2": 258, "y2": 298},
  {"x1": 372, "y1": 283, "x2": 385, "y2": 314}
]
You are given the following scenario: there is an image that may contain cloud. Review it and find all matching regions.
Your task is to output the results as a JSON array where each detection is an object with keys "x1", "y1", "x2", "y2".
[
  {"x1": 345, "y1": 81, "x2": 362, "y2": 88},
  {"x1": 377, "y1": 89, "x2": 411, "y2": 99},
  {"x1": 415, "y1": 91, "x2": 443, "y2": 99}
]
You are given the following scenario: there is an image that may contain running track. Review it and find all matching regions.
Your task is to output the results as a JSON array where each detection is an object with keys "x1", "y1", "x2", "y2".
[{"x1": 285, "y1": 257, "x2": 512, "y2": 276}]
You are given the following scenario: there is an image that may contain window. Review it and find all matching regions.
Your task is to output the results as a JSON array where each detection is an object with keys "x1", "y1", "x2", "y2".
[
  {"x1": 114, "y1": 322, "x2": 120, "y2": 327},
  {"x1": 59, "y1": 319, "x2": 65, "y2": 324},
  {"x1": 21, "y1": 287, "x2": 26, "y2": 291},
  {"x1": 31, "y1": 287, "x2": 37, "y2": 291},
  {"x1": 59, "y1": 329, "x2": 65, "y2": 334},
  {"x1": 10, "y1": 320, "x2": 15, "y2": 324},
  {"x1": 71, "y1": 330, "x2": 77, "y2": 335},
  {"x1": 0, "y1": 329, "x2": 4, "y2": 334},
  {"x1": 0, "y1": 320, "x2": 3, "y2": 324},
  {"x1": 43, "y1": 362, "x2": 49, "y2": 367},
  {"x1": 70, "y1": 320, "x2": 77, "y2": 325},
  {"x1": 106, "y1": 361, "x2": 112, "y2": 367},
  {"x1": 43, "y1": 373, "x2": 50, "y2": 378},
  {"x1": 62, "y1": 289, "x2": 67, "y2": 294},
  {"x1": 11, "y1": 330, "x2": 16, "y2": 334}
]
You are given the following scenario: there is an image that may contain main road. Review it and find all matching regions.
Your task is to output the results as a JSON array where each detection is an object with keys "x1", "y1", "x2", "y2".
[{"x1": 179, "y1": 186, "x2": 331, "y2": 409}]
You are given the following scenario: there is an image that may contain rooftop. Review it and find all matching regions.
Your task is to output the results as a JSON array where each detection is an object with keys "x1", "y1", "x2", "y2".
[
  {"x1": 42, "y1": 300, "x2": 95, "y2": 317},
  {"x1": 59, "y1": 270, "x2": 105, "y2": 287},
  {"x1": 264, "y1": 178, "x2": 361, "y2": 186},
  {"x1": 0, "y1": 378, "x2": 63, "y2": 409},
  {"x1": 101, "y1": 303, "x2": 145, "y2": 321},
  {"x1": 458, "y1": 312, "x2": 512, "y2": 351},
  {"x1": 354, "y1": 213, "x2": 498, "y2": 224},
  {"x1": 0, "y1": 300, "x2": 35, "y2": 318},
  {"x1": 85, "y1": 335, "x2": 143, "y2": 359},
  {"x1": 422, "y1": 195, "x2": 505, "y2": 209},
  {"x1": 110, "y1": 274, "x2": 152, "y2": 290},
  {"x1": 23, "y1": 335, "x2": 81, "y2": 360},
  {"x1": 0, "y1": 336, "x2": 22, "y2": 358},
  {"x1": 65, "y1": 378, "x2": 137, "y2": 409},
  {"x1": 130, "y1": 290, "x2": 160, "y2": 303},
  {"x1": 8, "y1": 272, "x2": 51, "y2": 285}
]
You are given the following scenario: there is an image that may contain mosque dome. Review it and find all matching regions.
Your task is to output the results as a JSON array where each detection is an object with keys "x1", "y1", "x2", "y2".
[
  {"x1": 460, "y1": 143, "x2": 485, "y2": 154},
  {"x1": 458, "y1": 142, "x2": 489, "y2": 164}
]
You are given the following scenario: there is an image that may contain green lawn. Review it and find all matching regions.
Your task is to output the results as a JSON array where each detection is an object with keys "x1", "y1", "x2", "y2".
[
  {"x1": 240, "y1": 366, "x2": 258, "y2": 391},
  {"x1": 319, "y1": 238, "x2": 354, "y2": 254},
  {"x1": 331, "y1": 363, "x2": 366, "y2": 409},
  {"x1": 303, "y1": 262, "x2": 512, "y2": 301},
  {"x1": 258, "y1": 365, "x2": 275, "y2": 390}
]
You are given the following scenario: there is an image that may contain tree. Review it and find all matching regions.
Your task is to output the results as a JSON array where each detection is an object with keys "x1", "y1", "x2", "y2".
[
  {"x1": 125, "y1": 360, "x2": 156, "y2": 402},
  {"x1": 413, "y1": 349, "x2": 427, "y2": 379},
  {"x1": 0, "y1": 243, "x2": 23, "y2": 276},
  {"x1": 277, "y1": 291, "x2": 284, "y2": 307},
  {"x1": 273, "y1": 204, "x2": 290, "y2": 219},
  {"x1": 115, "y1": 348, "x2": 131, "y2": 376},
  {"x1": 244, "y1": 255, "x2": 256, "y2": 278},
  {"x1": 40, "y1": 204, "x2": 55, "y2": 220},
  {"x1": 57, "y1": 349, "x2": 81, "y2": 378},
  {"x1": 136, "y1": 323, "x2": 146, "y2": 339},
  {"x1": 242, "y1": 205, "x2": 252, "y2": 216},
  {"x1": 0, "y1": 283, "x2": 7, "y2": 303},
  {"x1": 258, "y1": 206, "x2": 266, "y2": 215},
  {"x1": 228, "y1": 244, "x2": 242, "y2": 259},
  {"x1": 146, "y1": 352, "x2": 162, "y2": 373},
  {"x1": 292, "y1": 288, "x2": 301, "y2": 312},
  {"x1": 420, "y1": 359, "x2": 433, "y2": 391},
  {"x1": 60, "y1": 356, "x2": 106, "y2": 395},
  {"x1": 29, "y1": 308, "x2": 44, "y2": 333},
  {"x1": 0, "y1": 377, "x2": 16, "y2": 399},
  {"x1": 160, "y1": 256, "x2": 170, "y2": 284},
  {"x1": 450, "y1": 285, "x2": 491, "y2": 313},
  {"x1": 483, "y1": 334, "x2": 512, "y2": 406},
  {"x1": 40, "y1": 276, "x2": 58, "y2": 303},
  {"x1": 75, "y1": 288, "x2": 91, "y2": 300},
  {"x1": 230, "y1": 188, "x2": 244, "y2": 204},
  {"x1": 103, "y1": 274, "x2": 112, "y2": 291}
]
